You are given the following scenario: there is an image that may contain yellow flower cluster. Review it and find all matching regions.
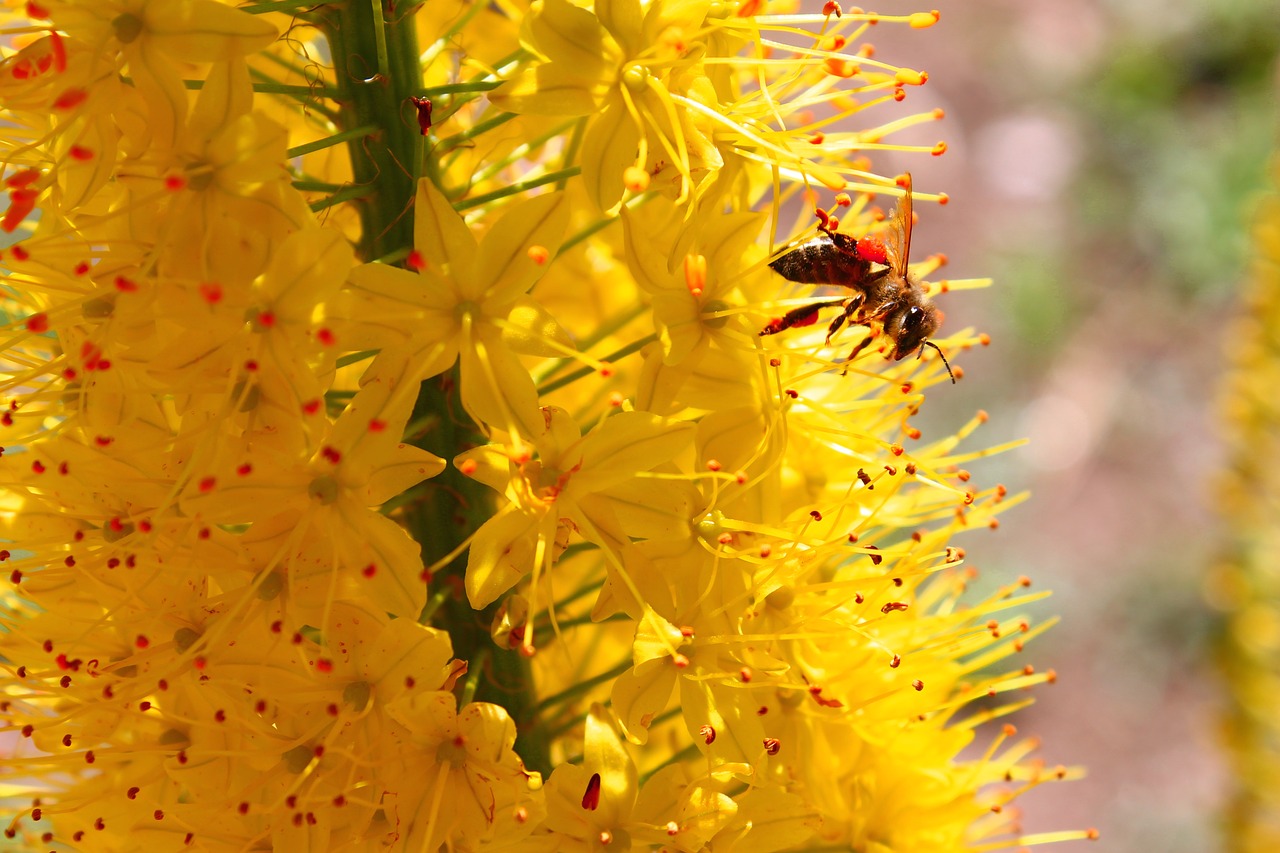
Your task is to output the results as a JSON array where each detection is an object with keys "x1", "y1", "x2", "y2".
[
  {"x1": 1216, "y1": 160, "x2": 1280, "y2": 853},
  {"x1": 0, "y1": 0, "x2": 1091, "y2": 850}
]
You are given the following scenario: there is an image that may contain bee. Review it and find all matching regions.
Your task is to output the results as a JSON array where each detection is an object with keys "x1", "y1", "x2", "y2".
[{"x1": 761, "y1": 174, "x2": 954, "y2": 382}]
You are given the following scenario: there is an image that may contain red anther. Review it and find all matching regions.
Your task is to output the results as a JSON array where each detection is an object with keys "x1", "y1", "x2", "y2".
[
  {"x1": 866, "y1": 545, "x2": 881, "y2": 565},
  {"x1": 889, "y1": 654, "x2": 901, "y2": 668},
  {"x1": 937, "y1": 192, "x2": 950, "y2": 205},
  {"x1": 763, "y1": 737, "x2": 781, "y2": 755},
  {"x1": 1018, "y1": 575, "x2": 1031, "y2": 587},
  {"x1": 810, "y1": 510, "x2": 823, "y2": 521},
  {"x1": 822, "y1": 0, "x2": 841, "y2": 16},
  {"x1": 880, "y1": 602, "x2": 908, "y2": 613},
  {"x1": 784, "y1": 389, "x2": 798, "y2": 399},
  {"x1": 988, "y1": 519, "x2": 1000, "y2": 530},
  {"x1": 31, "y1": 460, "x2": 45, "y2": 473},
  {"x1": 301, "y1": 398, "x2": 322, "y2": 414},
  {"x1": 700, "y1": 724, "x2": 716, "y2": 744},
  {"x1": 826, "y1": 215, "x2": 840, "y2": 231},
  {"x1": 114, "y1": 275, "x2": 137, "y2": 292},
  {"x1": 893, "y1": 88, "x2": 906, "y2": 102},
  {"x1": 367, "y1": 418, "x2": 386, "y2": 433},
  {"x1": 24, "y1": 313, "x2": 48, "y2": 333},
  {"x1": 135, "y1": 635, "x2": 149, "y2": 649},
  {"x1": 769, "y1": 357, "x2": 781, "y2": 367},
  {"x1": 608, "y1": 391, "x2": 624, "y2": 407},
  {"x1": 69, "y1": 145, "x2": 94, "y2": 161},
  {"x1": 931, "y1": 141, "x2": 947, "y2": 156},
  {"x1": 315, "y1": 658, "x2": 333, "y2": 673},
  {"x1": 527, "y1": 245, "x2": 549, "y2": 265},
  {"x1": 320, "y1": 445, "x2": 341, "y2": 464},
  {"x1": 53, "y1": 87, "x2": 86, "y2": 110},
  {"x1": 9, "y1": 570, "x2": 19, "y2": 584},
  {"x1": 912, "y1": 679, "x2": 924, "y2": 691},
  {"x1": 739, "y1": 667, "x2": 752, "y2": 683},
  {"x1": 599, "y1": 362, "x2": 613, "y2": 377},
  {"x1": 808, "y1": 131, "x2": 825, "y2": 145},
  {"x1": 458, "y1": 458, "x2": 478, "y2": 476},
  {"x1": 409, "y1": 95, "x2": 433, "y2": 135},
  {"x1": 193, "y1": 656, "x2": 206, "y2": 670},
  {"x1": 759, "y1": 544, "x2": 771, "y2": 558},
  {"x1": 706, "y1": 459, "x2": 722, "y2": 472},
  {"x1": 406, "y1": 249, "x2": 426, "y2": 270},
  {"x1": 164, "y1": 175, "x2": 186, "y2": 191},
  {"x1": 236, "y1": 463, "x2": 252, "y2": 476},
  {"x1": 10, "y1": 244, "x2": 28, "y2": 261},
  {"x1": 314, "y1": 327, "x2": 335, "y2": 346},
  {"x1": 198, "y1": 476, "x2": 216, "y2": 492},
  {"x1": 823, "y1": 57, "x2": 858, "y2": 77},
  {"x1": 735, "y1": 471, "x2": 747, "y2": 484},
  {"x1": 581, "y1": 772, "x2": 601, "y2": 811},
  {"x1": 74, "y1": 261, "x2": 90, "y2": 275}
]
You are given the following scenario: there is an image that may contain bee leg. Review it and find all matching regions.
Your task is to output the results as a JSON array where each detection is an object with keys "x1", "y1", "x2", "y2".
[
  {"x1": 824, "y1": 297, "x2": 862, "y2": 344},
  {"x1": 761, "y1": 299, "x2": 846, "y2": 336},
  {"x1": 839, "y1": 332, "x2": 878, "y2": 376}
]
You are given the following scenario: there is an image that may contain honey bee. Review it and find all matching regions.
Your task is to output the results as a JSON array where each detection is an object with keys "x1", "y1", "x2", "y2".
[{"x1": 761, "y1": 174, "x2": 954, "y2": 382}]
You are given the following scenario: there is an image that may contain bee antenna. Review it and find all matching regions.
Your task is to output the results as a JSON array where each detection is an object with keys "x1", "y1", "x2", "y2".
[{"x1": 920, "y1": 340, "x2": 956, "y2": 384}]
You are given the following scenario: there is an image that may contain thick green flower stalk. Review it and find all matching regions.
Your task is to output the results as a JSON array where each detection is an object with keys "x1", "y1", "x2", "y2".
[
  {"x1": 1218, "y1": 159, "x2": 1280, "y2": 853},
  {"x1": 0, "y1": 0, "x2": 1095, "y2": 849}
]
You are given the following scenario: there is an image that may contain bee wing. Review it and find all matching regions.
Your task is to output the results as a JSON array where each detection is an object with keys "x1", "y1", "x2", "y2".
[{"x1": 883, "y1": 173, "x2": 913, "y2": 279}]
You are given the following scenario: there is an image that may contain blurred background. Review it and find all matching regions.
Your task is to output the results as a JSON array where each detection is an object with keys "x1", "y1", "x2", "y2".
[{"x1": 864, "y1": 0, "x2": 1280, "y2": 850}]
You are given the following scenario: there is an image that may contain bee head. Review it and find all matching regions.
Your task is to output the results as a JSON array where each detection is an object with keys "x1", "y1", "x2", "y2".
[{"x1": 885, "y1": 303, "x2": 940, "y2": 361}]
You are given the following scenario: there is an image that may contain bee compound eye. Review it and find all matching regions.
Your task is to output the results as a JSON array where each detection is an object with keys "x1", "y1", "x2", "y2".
[{"x1": 904, "y1": 305, "x2": 924, "y2": 329}]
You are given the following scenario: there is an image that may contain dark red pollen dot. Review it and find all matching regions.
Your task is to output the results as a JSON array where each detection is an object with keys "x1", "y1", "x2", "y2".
[
  {"x1": 404, "y1": 675, "x2": 416, "y2": 689},
  {"x1": 809, "y1": 510, "x2": 822, "y2": 521},
  {"x1": 406, "y1": 249, "x2": 426, "y2": 270},
  {"x1": 333, "y1": 794, "x2": 346, "y2": 807},
  {"x1": 10, "y1": 244, "x2": 28, "y2": 261},
  {"x1": 69, "y1": 144, "x2": 94, "y2": 161},
  {"x1": 42, "y1": 639, "x2": 53, "y2": 653},
  {"x1": 2, "y1": 828, "x2": 11, "y2": 839},
  {"x1": 102, "y1": 685, "x2": 114, "y2": 698},
  {"x1": 61, "y1": 734, "x2": 71, "y2": 746},
  {"x1": 62, "y1": 367, "x2": 76, "y2": 381},
  {"x1": 244, "y1": 359, "x2": 259, "y2": 372},
  {"x1": 1, "y1": 550, "x2": 10, "y2": 561},
  {"x1": 198, "y1": 527, "x2": 210, "y2": 540},
  {"x1": 163, "y1": 175, "x2": 186, "y2": 191},
  {"x1": 367, "y1": 418, "x2": 386, "y2": 432},
  {"x1": 113, "y1": 275, "x2": 137, "y2": 292},
  {"x1": 581, "y1": 772, "x2": 601, "y2": 811},
  {"x1": 867, "y1": 545, "x2": 882, "y2": 565},
  {"x1": 293, "y1": 814, "x2": 303, "y2": 827},
  {"x1": 21, "y1": 724, "x2": 33, "y2": 737},
  {"x1": 59, "y1": 460, "x2": 71, "y2": 474},
  {"x1": 198, "y1": 282, "x2": 222, "y2": 304},
  {"x1": 315, "y1": 658, "x2": 333, "y2": 673},
  {"x1": 256, "y1": 310, "x2": 276, "y2": 327},
  {"x1": 73, "y1": 530, "x2": 83, "y2": 542},
  {"x1": 84, "y1": 750, "x2": 95, "y2": 763},
  {"x1": 154, "y1": 810, "x2": 163, "y2": 820},
  {"x1": 214, "y1": 709, "x2": 225, "y2": 723},
  {"x1": 255, "y1": 699, "x2": 267, "y2": 713},
  {"x1": 135, "y1": 635, "x2": 148, "y2": 649},
  {"x1": 270, "y1": 620, "x2": 282, "y2": 633},
  {"x1": 313, "y1": 745, "x2": 324, "y2": 758},
  {"x1": 327, "y1": 703, "x2": 339, "y2": 716},
  {"x1": 302, "y1": 398, "x2": 321, "y2": 415},
  {"x1": 912, "y1": 679, "x2": 924, "y2": 691},
  {"x1": 316, "y1": 327, "x2": 335, "y2": 346},
  {"x1": 184, "y1": 832, "x2": 193, "y2": 844},
  {"x1": 286, "y1": 795, "x2": 298, "y2": 809},
  {"x1": 739, "y1": 667, "x2": 752, "y2": 683},
  {"x1": 73, "y1": 831, "x2": 85, "y2": 841},
  {"x1": 17, "y1": 665, "x2": 27, "y2": 678},
  {"x1": 24, "y1": 312, "x2": 48, "y2": 333},
  {"x1": 192, "y1": 656, "x2": 206, "y2": 670},
  {"x1": 763, "y1": 737, "x2": 781, "y2": 755},
  {"x1": 9, "y1": 569, "x2": 20, "y2": 584},
  {"x1": 785, "y1": 389, "x2": 798, "y2": 399},
  {"x1": 237, "y1": 463, "x2": 252, "y2": 476},
  {"x1": 321, "y1": 445, "x2": 341, "y2": 463},
  {"x1": 74, "y1": 261, "x2": 90, "y2": 275},
  {"x1": 291, "y1": 632, "x2": 303, "y2": 644},
  {"x1": 177, "y1": 750, "x2": 188, "y2": 765},
  {"x1": 127, "y1": 787, "x2": 140, "y2": 800},
  {"x1": 238, "y1": 802, "x2": 249, "y2": 815},
  {"x1": 362, "y1": 563, "x2": 377, "y2": 578},
  {"x1": 157, "y1": 678, "x2": 168, "y2": 690},
  {"x1": 139, "y1": 701, "x2": 151, "y2": 711},
  {"x1": 198, "y1": 476, "x2": 216, "y2": 492}
]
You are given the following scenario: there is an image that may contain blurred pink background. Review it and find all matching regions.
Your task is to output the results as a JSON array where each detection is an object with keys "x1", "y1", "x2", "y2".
[{"x1": 858, "y1": 1, "x2": 1279, "y2": 849}]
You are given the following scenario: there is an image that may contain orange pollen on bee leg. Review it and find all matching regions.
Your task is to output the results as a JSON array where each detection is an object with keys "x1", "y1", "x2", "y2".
[
  {"x1": 526, "y1": 245, "x2": 549, "y2": 265},
  {"x1": 684, "y1": 253, "x2": 707, "y2": 296}
]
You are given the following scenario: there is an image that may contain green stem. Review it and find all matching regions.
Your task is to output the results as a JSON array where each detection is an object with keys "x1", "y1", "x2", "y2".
[{"x1": 318, "y1": 3, "x2": 551, "y2": 777}]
